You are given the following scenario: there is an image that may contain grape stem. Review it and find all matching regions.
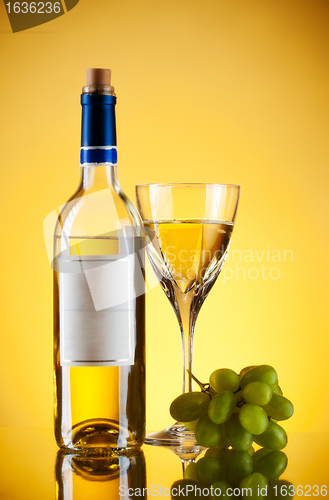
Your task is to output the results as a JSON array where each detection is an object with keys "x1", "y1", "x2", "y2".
[{"x1": 186, "y1": 370, "x2": 208, "y2": 392}]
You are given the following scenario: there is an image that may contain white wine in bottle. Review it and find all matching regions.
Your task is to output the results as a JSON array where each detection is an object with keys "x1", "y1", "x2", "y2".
[{"x1": 53, "y1": 69, "x2": 145, "y2": 453}]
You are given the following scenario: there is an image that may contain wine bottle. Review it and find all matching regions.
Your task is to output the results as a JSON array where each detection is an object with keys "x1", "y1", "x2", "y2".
[{"x1": 53, "y1": 68, "x2": 145, "y2": 453}]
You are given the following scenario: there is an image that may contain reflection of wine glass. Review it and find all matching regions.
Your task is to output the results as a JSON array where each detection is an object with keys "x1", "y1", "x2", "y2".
[{"x1": 136, "y1": 183, "x2": 240, "y2": 447}]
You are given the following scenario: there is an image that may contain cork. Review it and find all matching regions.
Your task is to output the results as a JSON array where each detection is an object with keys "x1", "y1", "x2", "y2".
[{"x1": 86, "y1": 68, "x2": 111, "y2": 86}]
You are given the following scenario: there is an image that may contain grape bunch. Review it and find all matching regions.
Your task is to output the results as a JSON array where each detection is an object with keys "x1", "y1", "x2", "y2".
[{"x1": 169, "y1": 365, "x2": 294, "y2": 496}]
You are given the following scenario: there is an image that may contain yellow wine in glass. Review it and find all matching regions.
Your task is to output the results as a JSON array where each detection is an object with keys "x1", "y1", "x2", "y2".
[{"x1": 144, "y1": 220, "x2": 233, "y2": 294}]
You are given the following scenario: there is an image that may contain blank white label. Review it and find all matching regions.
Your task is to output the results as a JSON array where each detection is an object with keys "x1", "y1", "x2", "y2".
[{"x1": 59, "y1": 256, "x2": 135, "y2": 367}]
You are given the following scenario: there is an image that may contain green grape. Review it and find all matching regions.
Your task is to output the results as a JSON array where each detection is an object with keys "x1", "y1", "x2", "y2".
[
  {"x1": 195, "y1": 457, "x2": 221, "y2": 485},
  {"x1": 205, "y1": 447, "x2": 232, "y2": 480},
  {"x1": 240, "y1": 472, "x2": 269, "y2": 499},
  {"x1": 225, "y1": 451, "x2": 254, "y2": 487},
  {"x1": 268, "y1": 480, "x2": 295, "y2": 500},
  {"x1": 184, "y1": 419, "x2": 199, "y2": 432},
  {"x1": 254, "y1": 450, "x2": 288, "y2": 481},
  {"x1": 240, "y1": 365, "x2": 278, "y2": 390},
  {"x1": 211, "y1": 481, "x2": 231, "y2": 498},
  {"x1": 254, "y1": 421, "x2": 287, "y2": 450},
  {"x1": 225, "y1": 414, "x2": 253, "y2": 452},
  {"x1": 262, "y1": 393, "x2": 294, "y2": 421},
  {"x1": 243, "y1": 382, "x2": 272, "y2": 406},
  {"x1": 272, "y1": 385, "x2": 283, "y2": 396},
  {"x1": 209, "y1": 368, "x2": 240, "y2": 393},
  {"x1": 239, "y1": 365, "x2": 256, "y2": 379},
  {"x1": 170, "y1": 392, "x2": 210, "y2": 422},
  {"x1": 184, "y1": 462, "x2": 198, "y2": 481},
  {"x1": 252, "y1": 447, "x2": 271, "y2": 465},
  {"x1": 247, "y1": 446, "x2": 255, "y2": 456},
  {"x1": 204, "y1": 425, "x2": 230, "y2": 450},
  {"x1": 195, "y1": 413, "x2": 223, "y2": 448},
  {"x1": 239, "y1": 404, "x2": 269, "y2": 435},
  {"x1": 208, "y1": 390, "x2": 236, "y2": 424}
]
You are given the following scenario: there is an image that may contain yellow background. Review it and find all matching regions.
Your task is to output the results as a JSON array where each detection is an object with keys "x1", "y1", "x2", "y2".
[{"x1": 0, "y1": 0, "x2": 328, "y2": 435}]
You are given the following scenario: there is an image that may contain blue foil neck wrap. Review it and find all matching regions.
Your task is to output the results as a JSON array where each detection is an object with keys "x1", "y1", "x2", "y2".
[
  {"x1": 80, "y1": 147, "x2": 117, "y2": 165},
  {"x1": 80, "y1": 94, "x2": 117, "y2": 164}
]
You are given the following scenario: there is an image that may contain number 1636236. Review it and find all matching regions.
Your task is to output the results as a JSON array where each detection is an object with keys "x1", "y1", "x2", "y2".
[{"x1": 5, "y1": 2, "x2": 61, "y2": 14}]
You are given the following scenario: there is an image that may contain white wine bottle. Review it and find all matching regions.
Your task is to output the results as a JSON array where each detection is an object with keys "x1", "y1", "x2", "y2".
[{"x1": 53, "y1": 68, "x2": 145, "y2": 453}]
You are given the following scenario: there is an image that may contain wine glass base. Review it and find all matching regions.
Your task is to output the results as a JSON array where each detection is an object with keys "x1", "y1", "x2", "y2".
[{"x1": 145, "y1": 423, "x2": 203, "y2": 456}]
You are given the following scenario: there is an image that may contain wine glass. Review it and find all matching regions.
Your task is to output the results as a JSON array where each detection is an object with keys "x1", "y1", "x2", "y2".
[{"x1": 136, "y1": 183, "x2": 240, "y2": 449}]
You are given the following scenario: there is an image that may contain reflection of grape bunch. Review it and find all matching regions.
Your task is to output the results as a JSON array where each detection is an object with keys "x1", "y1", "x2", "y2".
[{"x1": 169, "y1": 365, "x2": 294, "y2": 497}]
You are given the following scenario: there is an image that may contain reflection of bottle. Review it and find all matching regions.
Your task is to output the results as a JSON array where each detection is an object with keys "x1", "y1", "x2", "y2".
[
  {"x1": 55, "y1": 449, "x2": 147, "y2": 500},
  {"x1": 53, "y1": 69, "x2": 145, "y2": 452}
]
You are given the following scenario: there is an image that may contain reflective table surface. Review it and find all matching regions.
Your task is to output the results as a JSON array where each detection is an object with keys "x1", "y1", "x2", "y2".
[{"x1": 0, "y1": 428, "x2": 328, "y2": 499}]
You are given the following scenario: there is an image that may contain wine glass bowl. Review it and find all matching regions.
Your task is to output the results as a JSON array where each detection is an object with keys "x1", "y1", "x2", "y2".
[{"x1": 136, "y1": 183, "x2": 240, "y2": 448}]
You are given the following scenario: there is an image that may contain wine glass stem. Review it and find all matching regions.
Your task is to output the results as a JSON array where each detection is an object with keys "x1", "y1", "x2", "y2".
[{"x1": 176, "y1": 291, "x2": 194, "y2": 394}]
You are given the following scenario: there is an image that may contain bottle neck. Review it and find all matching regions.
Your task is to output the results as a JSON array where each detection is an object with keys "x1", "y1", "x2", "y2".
[
  {"x1": 78, "y1": 89, "x2": 142, "y2": 228},
  {"x1": 80, "y1": 93, "x2": 118, "y2": 168},
  {"x1": 79, "y1": 164, "x2": 120, "y2": 192}
]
